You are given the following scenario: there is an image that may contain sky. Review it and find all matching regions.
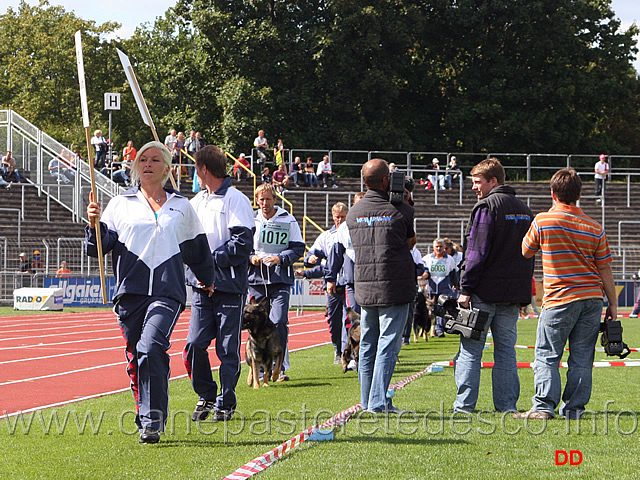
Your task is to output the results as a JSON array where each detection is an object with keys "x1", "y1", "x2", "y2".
[{"x1": 0, "y1": 0, "x2": 638, "y2": 70}]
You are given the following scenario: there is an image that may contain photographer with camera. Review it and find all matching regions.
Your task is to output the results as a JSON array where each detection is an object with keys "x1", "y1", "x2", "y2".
[
  {"x1": 347, "y1": 159, "x2": 416, "y2": 414},
  {"x1": 453, "y1": 158, "x2": 534, "y2": 414},
  {"x1": 514, "y1": 168, "x2": 617, "y2": 420}
]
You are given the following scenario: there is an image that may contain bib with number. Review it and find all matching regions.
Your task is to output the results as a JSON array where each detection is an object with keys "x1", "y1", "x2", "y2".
[{"x1": 257, "y1": 221, "x2": 290, "y2": 254}]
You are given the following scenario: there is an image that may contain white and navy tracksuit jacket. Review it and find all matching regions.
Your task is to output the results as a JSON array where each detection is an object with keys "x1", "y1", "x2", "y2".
[{"x1": 85, "y1": 186, "x2": 215, "y2": 305}]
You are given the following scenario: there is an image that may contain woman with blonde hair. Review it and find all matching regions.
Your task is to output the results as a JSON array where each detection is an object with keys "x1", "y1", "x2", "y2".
[{"x1": 86, "y1": 141, "x2": 214, "y2": 444}]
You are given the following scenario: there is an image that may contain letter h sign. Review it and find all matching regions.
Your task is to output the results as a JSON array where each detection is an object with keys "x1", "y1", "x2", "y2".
[{"x1": 104, "y1": 92, "x2": 121, "y2": 111}]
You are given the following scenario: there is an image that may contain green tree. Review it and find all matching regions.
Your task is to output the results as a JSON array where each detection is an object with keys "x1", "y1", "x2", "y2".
[
  {"x1": 0, "y1": 0, "x2": 120, "y2": 150},
  {"x1": 438, "y1": 0, "x2": 640, "y2": 154},
  {"x1": 120, "y1": 8, "x2": 220, "y2": 149}
]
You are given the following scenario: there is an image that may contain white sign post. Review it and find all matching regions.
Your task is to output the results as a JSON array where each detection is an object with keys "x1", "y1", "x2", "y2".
[{"x1": 104, "y1": 93, "x2": 120, "y2": 164}]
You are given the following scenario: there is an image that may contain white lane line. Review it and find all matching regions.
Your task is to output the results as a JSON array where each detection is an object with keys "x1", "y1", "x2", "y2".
[
  {"x1": 1, "y1": 340, "x2": 332, "y2": 417},
  {"x1": 0, "y1": 328, "x2": 330, "y2": 385},
  {"x1": 0, "y1": 321, "x2": 329, "y2": 365}
]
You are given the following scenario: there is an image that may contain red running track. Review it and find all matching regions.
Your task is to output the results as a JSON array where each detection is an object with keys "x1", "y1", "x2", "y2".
[{"x1": 0, "y1": 310, "x2": 331, "y2": 416}]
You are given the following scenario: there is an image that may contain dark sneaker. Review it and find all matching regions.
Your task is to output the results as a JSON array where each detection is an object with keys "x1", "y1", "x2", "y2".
[
  {"x1": 212, "y1": 410, "x2": 234, "y2": 422},
  {"x1": 192, "y1": 399, "x2": 215, "y2": 421},
  {"x1": 139, "y1": 427, "x2": 160, "y2": 444}
]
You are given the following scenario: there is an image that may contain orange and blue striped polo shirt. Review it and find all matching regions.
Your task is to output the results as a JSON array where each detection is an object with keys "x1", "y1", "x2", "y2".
[{"x1": 522, "y1": 203, "x2": 612, "y2": 309}]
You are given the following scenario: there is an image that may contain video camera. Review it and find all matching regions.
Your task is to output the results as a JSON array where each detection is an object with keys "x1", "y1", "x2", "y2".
[
  {"x1": 434, "y1": 295, "x2": 489, "y2": 340},
  {"x1": 389, "y1": 172, "x2": 414, "y2": 205},
  {"x1": 600, "y1": 318, "x2": 631, "y2": 359}
]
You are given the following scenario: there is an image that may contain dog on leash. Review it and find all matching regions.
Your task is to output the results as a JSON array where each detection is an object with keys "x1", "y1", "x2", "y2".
[
  {"x1": 242, "y1": 297, "x2": 284, "y2": 389},
  {"x1": 412, "y1": 292, "x2": 435, "y2": 343},
  {"x1": 341, "y1": 308, "x2": 361, "y2": 373}
]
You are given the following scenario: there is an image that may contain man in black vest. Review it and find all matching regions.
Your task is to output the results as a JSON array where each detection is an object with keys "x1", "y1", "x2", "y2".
[
  {"x1": 347, "y1": 159, "x2": 416, "y2": 413},
  {"x1": 453, "y1": 158, "x2": 534, "y2": 413}
]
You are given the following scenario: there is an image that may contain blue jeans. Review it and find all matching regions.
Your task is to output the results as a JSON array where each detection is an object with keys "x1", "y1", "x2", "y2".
[
  {"x1": 453, "y1": 295, "x2": 519, "y2": 412},
  {"x1": 531, "y1": 298, "x2": 602, "y2": 419},
  {"x1": 359, "y1": 303, "x2": 409, "y2": 411}
]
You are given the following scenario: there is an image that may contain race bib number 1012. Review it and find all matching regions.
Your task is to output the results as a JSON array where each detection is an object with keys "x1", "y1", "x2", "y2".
[{"x1": 258, "y1": 221, "x2": 290, "y2": 254}]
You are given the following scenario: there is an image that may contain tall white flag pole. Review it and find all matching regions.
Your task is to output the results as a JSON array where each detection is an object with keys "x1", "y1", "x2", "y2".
[
  {"x1": 117, "y1": 48, "x2": 178, "y2": 189},
  {"x1": 75, "y1": 31, "x2": 107, "y2": 304}
]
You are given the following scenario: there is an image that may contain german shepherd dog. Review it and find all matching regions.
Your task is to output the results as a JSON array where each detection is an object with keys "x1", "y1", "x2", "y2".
[
  {"x1": 242, "y1": 297, "x2": 284, "y2": 389},
  {"x1": 341, "y1": 308, "x2": 361, "y2": 373},
  {"x1": 411, "y1": 279, "x2": 435, "y2": 342}
]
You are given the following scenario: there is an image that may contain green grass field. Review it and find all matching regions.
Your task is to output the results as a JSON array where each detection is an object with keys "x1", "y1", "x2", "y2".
[{"x1": 2, "y1": 314, "x2": 640, "y2": 479}]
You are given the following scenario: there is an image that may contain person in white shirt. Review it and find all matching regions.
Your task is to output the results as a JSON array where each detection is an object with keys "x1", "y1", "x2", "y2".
[
  {"x1": 91, "y1": 130, "x2": 108, "y2": 170},
  {"x1": 594, "y1": 154, "x2": 609, "y2": 197},
  {"x1": 317, "y1": 155, "x2": 338, "y2": 188}
]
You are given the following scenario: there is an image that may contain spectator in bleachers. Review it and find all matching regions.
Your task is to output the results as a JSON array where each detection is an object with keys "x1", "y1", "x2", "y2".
[
  {"x1": 31, "y1": 250, "x2": 44, "y2": 272},
  {"x1": 254, "y1": 129, "x2": 268, "y2": 171},
  {"x1": 164, "y1": 128, "x2": 177, "y2": 153},
  {"x1": 18, "y1": 252, "x2": 32, "y2": 273},
  {"x1": 261, "y1": 167, "x2": 272, "y2": 185},
  {"x1": 122, "y1": 141, "x2": 137, "y2": 163},
  {"x1": 17, "y1": 252, "x2": 32, "y2": 287},
  {"x1": 112, "y1": 154, "x2": 133, "y2": 187},
  {"x1": 91, "y1": 130, "x2": 108, "y2": 170},
  {"x1": 317, "y1": 155, "x2": 338, "y2": 188},
  {"x1": 234, "y1": 153, "x2": 250, "y2": 181},
  {"x1": 288, "y1": 156, "x2": 304, "y2": 187},
  {"x1": 56, "y1": 260, "x2": 71, "y2": 278},
  {"x1": 304, "y1": 157, "x2": 319, "y2": 187},
  {"x1": 274, "y1": 138, "x2": 285, "y2": 168},
  {"x1": 48, "y1": 155, "x2": 74, "y2": 184},
  {"x1": 594, "y1": 154, "x2": 609, "y2": 199},
  {"x1": 427, "y1": 157, "x2": 445, "y2": 190},
  {"x1": 272, "y1": 163, "x2": 290, "y2": 194},
  {"x1": 2, "y1": 151, "x2": 23, "y2": 183},
  {"x1": 445, "y1": 156, "x2": 463, "y2": 190}
]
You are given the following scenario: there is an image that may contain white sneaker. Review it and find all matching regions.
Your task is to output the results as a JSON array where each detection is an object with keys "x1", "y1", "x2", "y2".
[{"x1": 630, "y1": 314, "x2": 638, "y2": 318}]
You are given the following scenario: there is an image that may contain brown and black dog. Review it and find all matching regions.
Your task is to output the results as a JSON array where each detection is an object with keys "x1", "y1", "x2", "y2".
[
  {"x1": 242, "y1": 298, "x2": 284, "y2": 389},
  {"x1": 413, "y1": 293, "x2": 435, "y2": 343},
  {"x1": 341, "y1": 308, "x2": 361, "y2": 373}
]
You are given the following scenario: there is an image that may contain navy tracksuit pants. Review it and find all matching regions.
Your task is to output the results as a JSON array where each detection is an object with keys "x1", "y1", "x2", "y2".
[
  {"x1": 183, "y1": 289, "x2": 244, "y2": 413},
  {"x1": 115, "y1": 294, "x2": 183, "y2": 432}
]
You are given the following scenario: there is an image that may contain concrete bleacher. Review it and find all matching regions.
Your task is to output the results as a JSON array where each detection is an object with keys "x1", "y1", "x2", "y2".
[
  {"x1": 232, "y1": 176, "x2": 640, "y2": 277},
  {"x1": 2, "y1": 173, "x2": 639, "y2": 277}
]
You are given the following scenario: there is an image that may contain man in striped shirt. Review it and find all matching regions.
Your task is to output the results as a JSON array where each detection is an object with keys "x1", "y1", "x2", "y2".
[{"x1": 514, "y1": 168, "x2": 617, "y2": 420}]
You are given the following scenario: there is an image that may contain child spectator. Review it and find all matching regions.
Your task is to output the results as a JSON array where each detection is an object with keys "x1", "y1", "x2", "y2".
[{"x1": 261, "y1": 167, "x2": 272, "y2": 184}]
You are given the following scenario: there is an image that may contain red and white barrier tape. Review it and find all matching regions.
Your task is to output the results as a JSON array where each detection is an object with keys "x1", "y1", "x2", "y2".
[
  {"x1": 222, "y1": 363, "x2": 440, "y2": 480},
  {"x1": 434, "y1": 360, "x2": 640, "y2": 368},
  {"x1": 486, "y1": 343, "x2": 640, "y2": 353}
]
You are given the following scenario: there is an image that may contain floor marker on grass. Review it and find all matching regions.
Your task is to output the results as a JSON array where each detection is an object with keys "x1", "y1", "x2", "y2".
[{"x1": 222, "y1": 363, "x2": 442, "y2": 480}]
